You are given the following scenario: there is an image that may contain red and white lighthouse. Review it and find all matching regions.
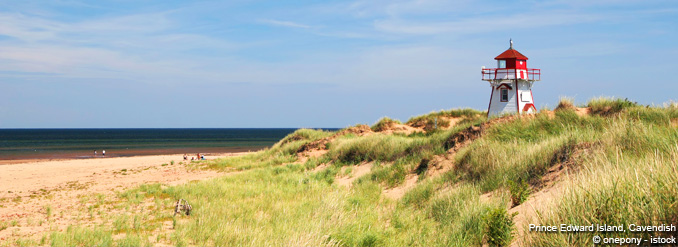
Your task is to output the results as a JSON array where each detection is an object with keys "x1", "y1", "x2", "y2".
[{"x1": 482, "y1": 40, "x2": 541, "y2": 118}]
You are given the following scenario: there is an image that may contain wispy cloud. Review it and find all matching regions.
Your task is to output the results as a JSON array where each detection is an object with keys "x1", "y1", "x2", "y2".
[
  {"x1": 259, "y1": 19, "x2": 311, "y2": 29},
  {"x1": 373, "y1": 12, "x2": 601, "y2": 35},
  {"x1": 0, "y1": 9, "x2": 240, "y2": 85}
]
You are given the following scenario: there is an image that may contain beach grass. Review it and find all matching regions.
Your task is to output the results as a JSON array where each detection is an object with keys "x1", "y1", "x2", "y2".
[
  {"x1": 42, "y1": 98, "x2": 678, "y2": 246},
  {"x1": 370, "y1": 117, "x2": 402, "y2": 132}
]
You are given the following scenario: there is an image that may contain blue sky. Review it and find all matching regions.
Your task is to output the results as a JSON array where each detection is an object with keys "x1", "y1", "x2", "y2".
[{"x1": 0, "y1": 0, "x2": 676, "y2": 128}]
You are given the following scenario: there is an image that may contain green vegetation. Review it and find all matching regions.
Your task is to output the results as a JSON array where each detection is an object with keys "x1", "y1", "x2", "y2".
[
  {"x1": 484, "y1": 207, "x2": 516, "y2": 247},
  {"x1": 555, "y1": 96, "x2": 576, "y2": 111},
  {"x1": 507, "y1": 178, "x2": 530, "y2": 206},
  {"x1": 371, "y1": 117, "x2": 402, "y2": 132},
  {"x1": 406, "y1": 108, "x2": 484, "y2": 131},
  {"x1": 587, "y1": 96, "x2": 638, "y2": 116},
  {"x1": 43, "y1": 99, "x2": 678, "y2": 246}
]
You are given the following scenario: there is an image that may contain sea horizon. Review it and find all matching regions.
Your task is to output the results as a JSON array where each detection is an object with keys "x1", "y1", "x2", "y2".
[{"x1": 0, "y1": 128, "x2": 339, "y2": 161}]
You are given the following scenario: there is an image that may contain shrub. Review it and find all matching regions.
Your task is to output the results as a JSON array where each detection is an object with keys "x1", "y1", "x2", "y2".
[
  {"x1": 359, "y1": 232, "x2": 380, "y2": 247},
  {"x1": 484, "y1": 207, "x2": 516, "y2": 247},
  {"x1": 507, "y1": 178, "x2": 530, "y2": 206}
]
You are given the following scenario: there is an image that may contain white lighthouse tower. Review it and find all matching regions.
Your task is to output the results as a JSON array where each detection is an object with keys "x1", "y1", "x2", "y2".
[{"x1": 482, "y1": 40, "x2": 541, "y2": 118}]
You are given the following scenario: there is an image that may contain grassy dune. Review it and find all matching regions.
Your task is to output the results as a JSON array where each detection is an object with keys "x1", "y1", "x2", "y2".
[{"x1": 20, "y1": 98, "x2": 678, "y2": 247}]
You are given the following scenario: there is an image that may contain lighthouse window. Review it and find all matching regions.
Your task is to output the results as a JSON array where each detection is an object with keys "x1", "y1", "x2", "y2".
[
  {"x1": 498, "y1": 60, "x2": 506, "y2": 68},
  {"x1": 500, "y1": 89, "x2": 509, "y2": 102}
]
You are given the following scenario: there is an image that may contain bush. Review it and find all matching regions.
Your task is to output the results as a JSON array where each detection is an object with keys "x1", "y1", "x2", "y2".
[
  {"x1": 484, "y1": 207, "x2": 516, "y2": 247},
  {"x1": 507, "y1": 179, "x2": 530, "y2": 206}
]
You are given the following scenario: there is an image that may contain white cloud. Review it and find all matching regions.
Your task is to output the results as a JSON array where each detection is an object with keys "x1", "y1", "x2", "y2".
[
  {"x1": 0, "y1": 10, "x2": 242, "y2": 85},
  {"x1": 259, "y1": 19, "x2": 311, "y2": 29},
  {"x1": 373, "y1": 12, "x2": 601, "y2": 35}
]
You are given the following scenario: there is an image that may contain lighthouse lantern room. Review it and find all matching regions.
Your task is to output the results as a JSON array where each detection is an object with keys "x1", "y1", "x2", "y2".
[{"x1": 482, "y1": 40, "x2": 541, "y2": 118}]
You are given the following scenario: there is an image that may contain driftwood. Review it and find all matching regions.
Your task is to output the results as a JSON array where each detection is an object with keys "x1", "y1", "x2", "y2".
[{"x1": 174, "y1": 199, "x2": 192, "y2": 216}]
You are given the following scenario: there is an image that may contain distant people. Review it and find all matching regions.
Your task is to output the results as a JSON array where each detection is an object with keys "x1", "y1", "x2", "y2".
[
  {"x1": 200, "y1": 154, "x2": 205, "y2": 160},
  {"x1": 196, "y1": 153, "x2": 200, "y2": 160},
  {"x1": 103, "y1": 150, "x2": 106, "y2": 157},
  {"x1": 94, "y1": 150, "x2": 97, "y2": 156},
  {"x1": 183, "y1": 154, "x2": 188, "y2": 161},
  {"x1": 191, "y1": 157, "x2": 195, "y2": 161}
]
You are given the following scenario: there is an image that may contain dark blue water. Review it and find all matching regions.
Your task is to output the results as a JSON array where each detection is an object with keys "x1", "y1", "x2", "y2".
[{"x1": 0, "y1": 128, "x2": 325, "y2": 160}]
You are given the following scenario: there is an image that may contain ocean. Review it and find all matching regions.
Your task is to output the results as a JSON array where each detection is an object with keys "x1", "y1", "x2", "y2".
[{"x1": 0, "y1": 128, "x2": 321, "y2": 161}]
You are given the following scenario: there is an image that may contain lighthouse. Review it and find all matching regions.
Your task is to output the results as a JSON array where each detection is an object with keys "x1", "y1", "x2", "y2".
[{"x1": 482, "y1": 40, "x2": 541, "y2": 118}]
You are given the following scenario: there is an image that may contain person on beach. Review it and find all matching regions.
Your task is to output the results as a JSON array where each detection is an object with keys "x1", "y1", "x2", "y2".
[
  {"x1": 103, "y1": 150, "x2": 106, "y2": 157},
  {"x1": 183, "y1": 154, "x2": 187, "y2": 161},
  {"x1": 94, "y1": 150, "x2": 97, "y2": 156}
]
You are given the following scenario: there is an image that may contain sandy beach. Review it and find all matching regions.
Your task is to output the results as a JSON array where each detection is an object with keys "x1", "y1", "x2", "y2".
[{"x1": 0, "y1": 153, "x2": 245, "y2": 242}]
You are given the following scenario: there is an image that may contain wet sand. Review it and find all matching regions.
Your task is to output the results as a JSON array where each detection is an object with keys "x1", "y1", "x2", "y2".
[{"x1": 0, "y1": 146, "x2": 266, "y2": 165}]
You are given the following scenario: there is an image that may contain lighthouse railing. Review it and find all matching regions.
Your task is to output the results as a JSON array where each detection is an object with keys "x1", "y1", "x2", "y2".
[{"x1": 482, "y1": 68, "x2": 540, "y2": 81}]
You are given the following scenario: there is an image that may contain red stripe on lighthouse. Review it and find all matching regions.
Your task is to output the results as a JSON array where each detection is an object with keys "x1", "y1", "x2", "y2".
[
  {"x1": 487, "y1": 86, "x2": 495, "y2": 118},
  {"x1": 515, "y1": 81, "x2": 520, "y2": 114}
]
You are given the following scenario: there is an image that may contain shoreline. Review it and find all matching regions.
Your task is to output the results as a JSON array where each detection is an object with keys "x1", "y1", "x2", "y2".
[{"x1": 0, "y1": 146, "x2": 265, "y2": 165}]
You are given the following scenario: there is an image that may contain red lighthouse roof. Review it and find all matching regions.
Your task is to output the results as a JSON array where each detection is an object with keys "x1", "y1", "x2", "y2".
[
  {"x1": 494, "y1": 49, "x2": 528, "y2": 60},
  {"x1": 494, "y1": 40, "x2": 528, "y2": 60}
]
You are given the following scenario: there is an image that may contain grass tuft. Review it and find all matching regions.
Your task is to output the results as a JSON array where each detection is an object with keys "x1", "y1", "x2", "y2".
[
  {"x1": 554, "y1": 96, "x2": 576, "y2": 111},
  {"x1": 371, "y1": 117, "x2": 402, "y2": 132},
  {"x1": 587, "y1": 96, "x2": 638, "y2": 116}
]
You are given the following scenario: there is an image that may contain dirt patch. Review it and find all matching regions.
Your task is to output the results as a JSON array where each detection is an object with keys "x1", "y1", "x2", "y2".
[
  {"x1": 442, "y1": 123, "x2": 486, "y2": 151},
  {"x1": 375, "y1": 123, "x2": 423, "y2": 135},
  {"x1": 383, "y1": 174, "x2": 418, "y2": 200},
  {"x1": 407, "y1": 116, "x2": 466, "y2": 132},
  {"x1": 509, "y1": 142, "x2": 596, "y2": 246},
  {"x1": 297, "y1": 149, "x2": 328, "y2": 163},
  {"x1": 418, "y1": 153, "x2": 455, "y2": 178},
  {"x1": 311, "y1": 163, "x2": 330, "y2": 172},
  {"x1": 509, "y1": 182, "x2": 566, "y2": 247},
  {"x1": 531, "y1": 142, "x2": 595, "y2": 190},
  {"x1": 298, "y1": 125, "x2": 373, "y2": 154},
  {"x1": 335, "y1": 162, "x2": 373, "y2": 188},
  {"x1": 441, "y1": 117, "x2": 463, "y2": 129},
  {"x1": 574, "y1": 107, "x2": 591, "y2": 117},
  {"x1": 337, "y1": 124, "x2": 374, "y2": 137}
]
